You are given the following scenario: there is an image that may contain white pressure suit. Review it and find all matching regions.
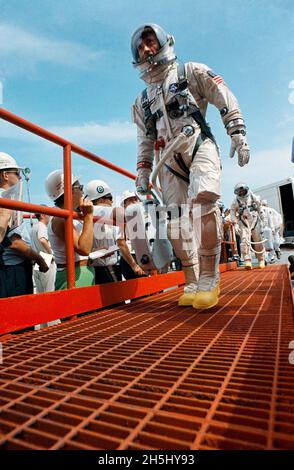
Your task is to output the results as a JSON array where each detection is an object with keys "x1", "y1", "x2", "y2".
[
  {"x1": 230, "y1": 190, "x2": 265, "y2": 267},
  {"x1": 261, "y1": 202, "x2": 276, "y2": 263},
  {"x1": 131, "y1": 23, "x2": 250, "y2": 308},
  {"x1": 271, "y1": 208, "x2": 283, "y2": 257}
]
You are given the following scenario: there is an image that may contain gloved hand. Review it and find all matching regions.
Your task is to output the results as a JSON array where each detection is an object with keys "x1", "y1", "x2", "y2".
[
  {"x1": 234, "y1": 223, "x2": 240, "y2": 236},
  {"x1": 135, "y1": 175, "x2": 149, "y2": 195},
  {"x1": 229, "y1": 133, "x2": 250, "y2": 167}
]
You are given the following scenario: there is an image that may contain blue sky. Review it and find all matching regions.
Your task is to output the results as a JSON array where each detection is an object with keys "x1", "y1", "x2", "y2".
[{"x1": 0, "y1": 0, "x2": 293, "y2": 207}]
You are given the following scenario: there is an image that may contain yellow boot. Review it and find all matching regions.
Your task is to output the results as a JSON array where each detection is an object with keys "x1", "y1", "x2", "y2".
[
  {"x1": 244, "y1": 260, "x2": 252, "y2": 270},
  {"x1": 193, "y1": 253, "x2": 221, "y2": 310},
  {"x1": 178, "y1": 283, "x2": 198, "y2": 306},
  {"x1": 193, "y1": 284, "x2": 220, "y2": 310},
  {"x1": 178, "y1": 291, "x2": 197, "y2": 306}
]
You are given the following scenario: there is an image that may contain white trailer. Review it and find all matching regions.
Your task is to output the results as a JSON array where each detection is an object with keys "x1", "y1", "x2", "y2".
[{"x1": 253, "y1": 177, "x2": 294, "y2": 244}]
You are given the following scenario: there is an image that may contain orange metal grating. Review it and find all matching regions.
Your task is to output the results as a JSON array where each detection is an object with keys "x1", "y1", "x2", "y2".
[{"x1": 0, "y1": 264, "x2": 294, "y2": 450}]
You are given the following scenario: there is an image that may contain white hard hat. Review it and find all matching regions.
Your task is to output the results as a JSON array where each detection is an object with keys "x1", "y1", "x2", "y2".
[
  {"x1": 120, "y1": 190, "x2": 137, "y2": 207},
  {"x1": 84, "y1": 179, "x2": 111, "y2": 201},
  {"x1": 0, "y1": 152, "x2": 23, "y2": 171},
  {"x1": 45, "y1": 169, "x2": 79, "y2": 201}
]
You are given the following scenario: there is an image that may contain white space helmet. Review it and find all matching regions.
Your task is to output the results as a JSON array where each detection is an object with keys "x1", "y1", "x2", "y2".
[
  {"x1": 85, "y1": 179, "x2": 111, "y2": 202},
  {"x1": 131, "y1": 23, "x2": 176, "y2": 80},
  {"x1": 0, "y1": 152, "x2": 23, "y2": 171},
  {"x1": 234, "y1": 182, "x2": 249, "y2": 198},
  {"x1": 120, "y1": 190, "x2": 137, "y2": 207},
  {"x1": 45, "y1": 169, "x2": 79, "y2": 201}
]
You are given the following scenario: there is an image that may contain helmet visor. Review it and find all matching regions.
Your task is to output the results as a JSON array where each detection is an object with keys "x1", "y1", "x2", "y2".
[{"x1": 236, "y1": 186, "x2": 248, "y2": 197}]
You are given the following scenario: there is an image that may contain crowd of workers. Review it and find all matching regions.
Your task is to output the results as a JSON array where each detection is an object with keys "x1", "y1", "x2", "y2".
[{"x1": 0, "y1": 153, "x2": 149, "y2": 300}]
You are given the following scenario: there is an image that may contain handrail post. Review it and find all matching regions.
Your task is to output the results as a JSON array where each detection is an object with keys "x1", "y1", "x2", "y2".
[
  {"x1": 63, "y1": 144, "x2": 75, "y2": 289},
  {"x1": 230, "y1": 223, "x2": 238, "y2": 258}
]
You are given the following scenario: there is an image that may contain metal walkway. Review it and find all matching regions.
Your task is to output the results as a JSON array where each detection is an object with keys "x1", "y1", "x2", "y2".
[{"x1": 0, "y1": 265, "x2": 294, "y2": 450}]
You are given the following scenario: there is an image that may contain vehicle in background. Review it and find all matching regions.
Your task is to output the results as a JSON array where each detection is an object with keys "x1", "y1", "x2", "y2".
[{"x1": 253, "y1": 177, "x2": 294, "y2": 244}]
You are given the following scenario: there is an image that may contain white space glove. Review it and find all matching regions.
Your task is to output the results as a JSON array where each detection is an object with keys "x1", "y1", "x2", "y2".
[{"x1": 229, "y1": 133, "x2": 250, "y2": 167}]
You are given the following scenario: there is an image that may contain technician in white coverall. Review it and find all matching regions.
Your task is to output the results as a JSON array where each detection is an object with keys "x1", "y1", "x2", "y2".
[
  {"x1": 131, "y1": 24, "x2": 250, "y2": 309},
  {"x1": 230, "y1": 183, "x2": 265, "y2": 270},
  {"x1": 84, "y1": 180, "x2": 144, "y2": 283}
]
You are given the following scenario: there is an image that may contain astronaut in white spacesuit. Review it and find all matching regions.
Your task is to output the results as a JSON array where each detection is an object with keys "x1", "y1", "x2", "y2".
[
  {"x1": 271, "y1": 207, "x2": 283, "y2": 259},
  {"x1": 261, "y1": 199, "x2": 276, "y2": 264},
  {"x1": 230, "y1": 183, "x2": 265, "y2": 270},
  {"x1": 131, "y1": 23, "x2": 250, "y2": 309}
]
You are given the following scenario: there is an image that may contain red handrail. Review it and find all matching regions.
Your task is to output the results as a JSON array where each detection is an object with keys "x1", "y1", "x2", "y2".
[
  {"x1": 0, "y1": 108, "x2": 136, "y2": 179},
  {"x1": 0, "y1": 107, "x2": 136, "y2": 288},
  {"x1": 221, "y1": 222, "x2": 238, "y2": 263},
  {"x1": 63, "y1": 144, "x2": 75, "y2": 288},
  {"x1": 0, "y1": 198, "x2": 70, "y2": 218}
]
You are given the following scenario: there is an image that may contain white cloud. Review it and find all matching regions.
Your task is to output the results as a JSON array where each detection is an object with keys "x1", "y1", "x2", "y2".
[
  {"x1": 288, "y1": 80, "x2": 294, "y2": 105},
  {"x1": 277, "y1": 114, "x2": 294, "y2": 128},
  {"x1": 50, "y1": 121, "x2": 136, "y2": 146},
  {"x1": 0, "y1": 23, "x2": 100, "y2": 76},
  {"x1": 0, "y1": 118, "x2": 136, "y2": 145},
  {"x1": 0, "y1": 119, "x2": 43, "y2": 143}
]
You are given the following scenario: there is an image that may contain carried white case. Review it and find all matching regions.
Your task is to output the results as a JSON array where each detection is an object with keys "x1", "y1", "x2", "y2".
[{"x1": 125, "y1": 200, "x2": 173, "y2": 272}]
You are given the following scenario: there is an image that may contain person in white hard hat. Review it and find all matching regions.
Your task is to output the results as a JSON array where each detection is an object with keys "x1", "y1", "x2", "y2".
[
  {"x1": 119, "y1": 190, "x2": 144, "y2": 280},
  {"x1": 230, "y1": 183, "x2": 265, "y2": 270},
  {"x1": 0, "y1": 152, "x2": 49, "y2": 298},
  {"x1": 131, "y1": 24, "x2": 250, "y2": 310},
  {"x1": 45, "y1": 169, "x2": 94, "y2": 290},
  {"x1": 0, "y1": 209, "x2": 11, "y2": 244},
  {"x1": 85, "y1": 180, "x2": 145, "y2": 284},
  {"x1": 120, "y1": 190, "x2": 139, "y2": 209},
  {"x1": 0, "y1": 152, "x2": 19, "y2": 244},
  {"x1": 29, "y1": 207, "x2": 60, "y2": 330},
  {"x1": 30, "y1": 207, "x2": 56, "y2": 293}
]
